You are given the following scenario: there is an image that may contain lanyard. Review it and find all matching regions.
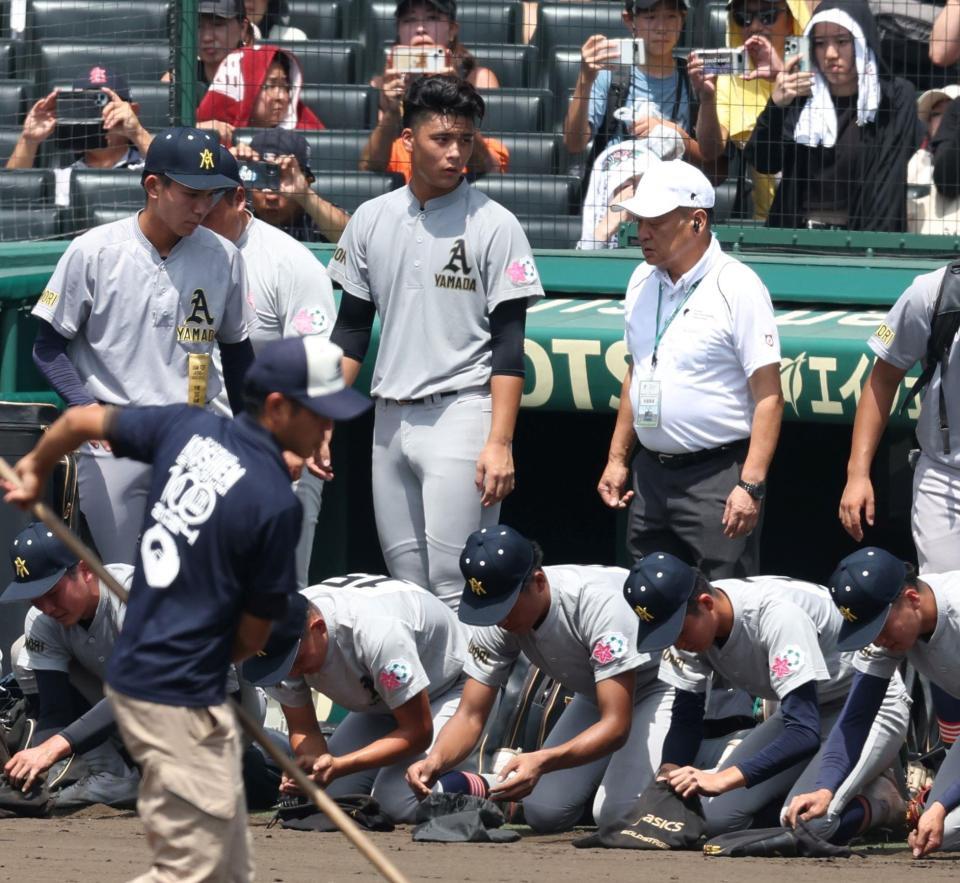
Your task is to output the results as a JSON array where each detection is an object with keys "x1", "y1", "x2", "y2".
[{"x1": 652, "y1": 278, "x2": 701, "y2": 369}]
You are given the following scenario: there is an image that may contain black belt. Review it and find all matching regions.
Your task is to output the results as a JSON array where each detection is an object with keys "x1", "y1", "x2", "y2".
[
  {"x1": 641, "y1": 438, "x2": 748, "y2": 469},
  {"x1": 387, "y1": 385, "x2": 488, "y2": 407}
]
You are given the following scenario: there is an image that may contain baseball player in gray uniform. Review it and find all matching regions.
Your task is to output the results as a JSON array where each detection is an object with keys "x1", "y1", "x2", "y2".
[
  {"x1": 787, "y1": 548, "x2": 960, "y2": 857},
  {"x1": 328, "y1": 75, "x2": 544, "y2": 610},
  {"x1": 406, "y1": 526, "x2": 674, "y2": 833},
  {"x1": 243, "y1": 572, "x2": 468, "y2": 822},
  {"x1": 30, "y1": 127, "x2": 252, "y2": 566},
  {"x1": 624, "y1": 552, "x2": 911, "y2": 840},
  {"x1": 1, "y1": 523, "x2": 138, "y2": 808},
  {"x1": 203, "y1": 146, "x2": 337, "y2": 587},
  {"x1": 841, "y1": 265, "x2": 960, "y2": 572}
]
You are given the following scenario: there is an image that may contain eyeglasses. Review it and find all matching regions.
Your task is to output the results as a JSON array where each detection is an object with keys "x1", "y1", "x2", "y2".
[{"x1": 731, "y1": 5, "x2": 786, "y2": 27}]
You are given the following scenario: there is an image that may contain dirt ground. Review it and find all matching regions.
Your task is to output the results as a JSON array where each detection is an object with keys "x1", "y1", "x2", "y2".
[{"x1": 1, "y1": 809, "x2": 959, "y2": 883}]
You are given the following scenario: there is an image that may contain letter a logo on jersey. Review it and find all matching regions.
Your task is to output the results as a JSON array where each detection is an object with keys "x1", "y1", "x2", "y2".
[
  {"x1": 443, "y1": 239, "x2": 472, "y2": 275},
  {"x1": 199, "y1": 148, "x2": 215, "y2": 170},
  {"x1": 186, "y1": 288, "x2": 215, "y2": 325}
]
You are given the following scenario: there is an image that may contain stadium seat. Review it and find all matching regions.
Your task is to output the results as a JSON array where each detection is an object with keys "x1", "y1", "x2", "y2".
[
  {"x1": 310, "y1": 171, "x2": 405, "y2": 213},
  {"x1": 299, "y1": 84, "x2": 377, "y2": 130},
  {"x1": 67, "y1": 167, "x2": 141, "y2": 234},
  {"x1": 271, "y1": 39, "x2": 362, "y2": 86},
  {"x1": 89, "y1": 205, "x2": 132, "y2": 228},
  {"x1": 517, "y1": 214, "x2": 581, "y2": 249},
  {"x1": 25, "y1": 0, "x2": 170, "y2": 43},
  {"x1": 0, "y1": 207, "x2": 60, "y2": 240},
  {"x1": 0, "y1": 38, "x2": 17, "y2": 78},
  {"x1": 37, "y1": 41, "x2": 170, "y2": 94},
  {"x1": 683, "y1": 0, "x2": 729, "y2": 52},
  {"x1": 486, "y1": 132, "x2": 561, "y2": 174},
  {"x1": 531, "y1": 2, "x2": 625, "y2": 58},
  {"x1": 471, "y1": 174, "x2": 581, "y2": 215},
  {"x1": 0, "y1": 79, "x2": 33, "y2": 126},
  {"x1": 235, "y1": 128, "x2": 369, "y2": 172},
  {"x1": 479, "y1": 87, "x2": 553, "y2": 132},
  {"x1": 0, "y1": 168, "x2": 55, "y2": 204},
  {"x1": 468, "y1": 43, "x2": 537, "y2": 88},
  {"x1": 545, "y1": 47, "x2": 582, "y2": 123},
  {"x1": 285, "y1": 0, "x2": 347, "y2": 39}
]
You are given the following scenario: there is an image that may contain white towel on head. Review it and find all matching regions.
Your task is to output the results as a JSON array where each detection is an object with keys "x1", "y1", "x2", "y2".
[{"x1": 793, "y1": 8, "x2": 881, "y2": 148}]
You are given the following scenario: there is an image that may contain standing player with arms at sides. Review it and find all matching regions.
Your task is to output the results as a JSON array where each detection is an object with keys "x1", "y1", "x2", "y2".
[
  {"x1": 243, "y1": 573, "x2": 467, "y2": 823},
  {"x1": 29, "y1": 126, "x2": 254, "y2": 566},
  {"x1": 787, "y1": 548, "x2": 960, "y2": 858},
  {"x1": 327, "y1": 75, "x2": 544, "y2": 610},
  {"x1": 3, "y1": 337, "x2": 370, "y2": 882},
  {"x1": 623, "y1": 552, "x2": 910, "y2": 841},
  {"x1": 406, "y1": 526, "x2": 674, "y2": 833}
]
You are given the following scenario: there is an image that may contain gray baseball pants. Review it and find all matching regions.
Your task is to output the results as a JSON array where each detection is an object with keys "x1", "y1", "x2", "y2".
[{"x1": 912, "y1": 454, "x2": 960, "y2": 572}]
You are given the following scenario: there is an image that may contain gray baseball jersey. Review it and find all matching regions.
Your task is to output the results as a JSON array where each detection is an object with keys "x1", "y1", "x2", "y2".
[
  {"x1": 464, "y1": 565, "x2": 658, "y2": 701},
  {"x1": 853, "y1": 570, "x2": 960, "y2": 696},
  {"x1": 660, "y1": 577, "x2": 853, "y2": 704},
  {"x1": 869, "y1": 266, "x2": 960, "y2": 468},
  {"x1": 267, "y1": 574, "x2": 467, "y2": 713},
  {"x1": 32, "y1": 215, "x2": 250, "y2": 407},
  {"x1": 326, "y1": 180, "x2": 544, "y2": 401}
]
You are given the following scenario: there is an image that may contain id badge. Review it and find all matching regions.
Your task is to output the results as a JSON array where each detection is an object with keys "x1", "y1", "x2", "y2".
[{"x1": 635, "y1": 380, "x2": 661, "y2": 429}]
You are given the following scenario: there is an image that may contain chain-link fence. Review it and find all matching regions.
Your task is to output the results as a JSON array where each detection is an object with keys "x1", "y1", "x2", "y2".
[{"x1": 0, "y1": 0, "x2": 958, "y2": 247}]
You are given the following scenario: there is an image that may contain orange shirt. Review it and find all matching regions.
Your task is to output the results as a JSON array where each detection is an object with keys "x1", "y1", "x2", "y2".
[{"x1": 386, "y1": 136, "x2": 510, "y2": 183}]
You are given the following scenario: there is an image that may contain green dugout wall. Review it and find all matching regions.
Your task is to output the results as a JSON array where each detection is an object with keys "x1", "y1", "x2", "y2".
[{"x1": 0, "y1": 232, "x2": 947, "y2": 581}]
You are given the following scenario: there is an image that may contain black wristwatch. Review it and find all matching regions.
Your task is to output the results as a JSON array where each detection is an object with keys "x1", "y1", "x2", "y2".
[{"x1": 737, "y1": 479, "x2": 767, "y2": 501}]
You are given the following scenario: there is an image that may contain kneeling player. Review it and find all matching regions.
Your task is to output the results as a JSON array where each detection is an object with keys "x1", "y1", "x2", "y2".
[
  {"x1": 406, "y1": 525, "x2": 673, "y2": 833},
  {"x1": 787, "y1": 549, "x2": 960, "y2": 856},
  {"x1": 243, "y1": 573, "x2": 468, "y2": 823},
  {"x1": 625, "y1": 552, "x2": 911, "y2": 841}
]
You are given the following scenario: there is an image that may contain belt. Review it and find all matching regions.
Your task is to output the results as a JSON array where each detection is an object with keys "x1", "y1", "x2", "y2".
[
  {"x1": 386, "y1": 385, "x2": 488, "y2": 407},
  {"x1": 641, "y1": 438, "x2": 748, "y2": 469}
]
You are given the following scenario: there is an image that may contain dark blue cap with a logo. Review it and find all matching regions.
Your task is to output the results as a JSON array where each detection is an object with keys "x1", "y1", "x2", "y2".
[
  {"x1": 2, "y1": 523, "x2": 79, "y2": 604},
  {"x1": 242, "y1": 592, "x2": 309, "y2": 686},
  {"x1": 458, "y1": 526, "x2": 536, "y2": 626},
  {"x1": 249, "y1": 128, "x2": 314, "y2": 180},
  {"x1": 622, "y1": 552, "x2": 697, "y2": 652},
  {"x1": 828, "y1": 548, "x2": 908, "y2": 651},
  {"x1": 219, "y1": 144, "x2": 242, "y2": 186},
  {"x1": 143, "y1": 126, "x2": 239, "y2": 190}
]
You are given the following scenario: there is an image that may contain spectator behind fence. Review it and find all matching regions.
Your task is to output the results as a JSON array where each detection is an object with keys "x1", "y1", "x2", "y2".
[
  {"x1": 689, "y1": 0, "x2": 811, "y2": 222},
  {"x1": 162, "y1": 0, "x2": 252, "y2": 88},
  {"x1": 564, "y1": 0, "x2": 705, "y2": 166},
  {"x1": 361, "y1": 0, "x2": 507, "y2": 178},
  {"x1": 930, "y1": 92, "x2": 960, "y2": 206},
  {"x1": 245, "y1": 0, "x2": 307, "y2": 41},
  {"x1": 197, "y1": 45, "x2": 325, "y2": 146},
  {"x1": 233, "y1": 128, "x2": 348, "y2": 242},
  {"x1": 930, "y1": 0, "x2": 960, "y2": 67},
  {"x1": 909, "y1": 85, "x2": 960, "y2": 234},
  {"x1": 5, "y1": 67, "x2": 150, "y2": 207},
  {"x1": 748, "y1": 0, "x2": 920, "y2": 231}
]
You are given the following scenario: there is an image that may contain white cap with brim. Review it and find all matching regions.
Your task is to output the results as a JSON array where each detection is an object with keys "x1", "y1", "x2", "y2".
[
  {"x1": 917, "y1": 84, "x2": 960, "y2": 125},
  {"x1": 612, "y1": 159, "x2": 715, "y2": 219}
]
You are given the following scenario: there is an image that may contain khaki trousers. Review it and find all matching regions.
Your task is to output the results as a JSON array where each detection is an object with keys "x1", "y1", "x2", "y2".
[{"x1": 106, "y1": 687, "x2": 252, "y2": 883}]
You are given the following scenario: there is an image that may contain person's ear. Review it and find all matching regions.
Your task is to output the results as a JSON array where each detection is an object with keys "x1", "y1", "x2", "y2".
[{"x1": 400, "y1": 125, "x2": 415, "y2": 153}]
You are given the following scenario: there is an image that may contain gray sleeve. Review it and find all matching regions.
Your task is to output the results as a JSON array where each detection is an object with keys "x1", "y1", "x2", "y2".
[
  {"x1": 868, "y1": 274, "x2": 936, "y2": 370},
  {"x1": 852, "y1": 644, "x2": 902, "y2": 680},
  {"x1": 267, "y1": 676, "x2": 313, "y2": 708},
  {"x1": 280, "y1": 256, "x2": 336, "y2": 339},
  {"x1": 31, "y1": 241, "x2": 93, "y2": 339},
  {"x1": 581, "y1": 590, "x2": 645, "y2": 683},
  {"x1": 760, "y1": 603, "x2": 831, "y2": 700},
  {"x1": 359, "y1": 623, "x2": 430, "y2": 710},
  {"x1": 481, "y1": 211, "x2": 545, "y2": 312},
  {"x1": 463, "y1": 626, "x2": 520, "y2": 688},
  {"x1": 325, "y1": 214, "x2": 371, "y2": 301},
  {"x1": 20, "y1": 611, "x2": 71, "y2": 674},
  {"x1": 658, "y1": 647, "x2": 712, "y2": 694}
]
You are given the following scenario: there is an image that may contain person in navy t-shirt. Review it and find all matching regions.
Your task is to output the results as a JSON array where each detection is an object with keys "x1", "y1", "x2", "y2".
[{"x1": 3, "y1": 335, "x2": 370, "y2": 883}]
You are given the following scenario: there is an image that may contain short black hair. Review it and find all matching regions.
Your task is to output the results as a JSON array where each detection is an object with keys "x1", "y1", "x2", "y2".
[
  {"x1": 521, "y1": 540, "x2": 546, "y2": 591},
  {"x1": 401, "y1": 74, "x2": 485, "y2": 130},
  {"x1": 685, "y1": 571, "x2": 713, "y2": 612},
  {"x1": 625, "y1": 0, "x2": 686, "y2": 14}
]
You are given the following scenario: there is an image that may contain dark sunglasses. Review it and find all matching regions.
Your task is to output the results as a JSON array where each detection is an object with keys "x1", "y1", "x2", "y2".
[{"x1": 731, "y1": 4, "x2": 786, "y2": 27}]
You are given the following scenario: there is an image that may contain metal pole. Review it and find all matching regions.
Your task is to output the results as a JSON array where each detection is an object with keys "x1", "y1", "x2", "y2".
[{"x1": 176, "y1": 0, "x2": 198, "y2": 126}]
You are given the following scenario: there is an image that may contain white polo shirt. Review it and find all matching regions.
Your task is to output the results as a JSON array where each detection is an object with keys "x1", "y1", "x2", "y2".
[{"x1": 624, "y1": 236, "x2": 780, "y2": 454}]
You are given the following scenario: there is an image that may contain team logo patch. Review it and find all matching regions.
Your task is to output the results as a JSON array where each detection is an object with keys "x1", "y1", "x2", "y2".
[
  {"x1": 292, "y1": 306, "x2": 330, "y2": 336},
  {"x1": 839, "y1": 606, "x2": 858, "y2": 623},
  {"x1": 88, "y1": 66, "x2": 108, "y2": 85},
  {"x1": 467, "y1": 640, "x2": 490, "y2": 666},
  {"x1": 771, "y1": 645, "x2": 804, "y2": 679},
  {"x1": 13, "y1": 556, "x2": 29, "y2": 578},
  {"x1": 874, "y1": 324, "x2": 895, "y2": 346},
  {"x1": 505, "y1": 256, "x2": 538, "y2": 286},
  {"x1": 199, "y1": 148, "x2": 215, "y2": 170},
  {"x1": 468, "y1": 577, "x2": 486, "y2": 597},
  {"x1": 38, "y1": 289, "x2": 59, "y2": 308},
  {"x1": 378, "y1": 660, "x2": 412, "y2": 691},
  {"x1": 592, "y1": 633, "x2": 628, "y2": 665},
  {"x1": 633, "y1": 604, "x2": 654, "y2": 623}
]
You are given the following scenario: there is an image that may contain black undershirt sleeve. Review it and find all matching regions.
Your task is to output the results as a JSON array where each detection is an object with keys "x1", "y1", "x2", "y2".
[
  {"x1": 34, "y1": 669, "x2": 82, "y2": 740},
  {"x1": 220, "y1": 338, "x2": 255, "y2": 416},
  {"x1": 330, "y1": 293, "x2": 376, "y2": 363},
  {"x1": 489, "y1": 299, "x2": 527, "y2": 377}
]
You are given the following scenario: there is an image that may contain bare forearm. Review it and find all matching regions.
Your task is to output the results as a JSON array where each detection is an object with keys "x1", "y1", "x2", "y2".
[
  {"x1": 847, "y1": 366, "x2": 901, "y2": 478},
  {"x1": 931, "y1": 0, "x2": 960, "y2": 66},
  {"x1": 359, "y1": 111, "x2": 401, "y2": 172},
  {"x1": 539, "y1": 715, "x2": 627, "y2": 774},
  {"x1": 342, "y1": 355, "x2": 363, "y2": 387},
  {"x1": 695, "y1": 99, "x2": 727, "y2": 162},
  {"x1": 563, "y1": 71, "x2": 596, "y2": 154},
  {"x1": 740, "y1": 394, "x2": 783, "y2": 483},
  {"x1": 424, "y1": 711, "x2": 486, "y2": 773},
  {"x1": 29, "y1": 405, "x2": 111, "y2": 471},
  {"x1": 335, "y1": 728, "x2": 431, "y2": 778},
  {"x1": 488, "y1": 374, "x2": 523, "y2": 445},
  {"x1": 300, "y1": 192, "x2": 350, "y2": 242},
  {"x1": 5, "y1": 137, "x2": 40, "y2": 169},
  {"x1": 607, "y1": 368, "x2": 637, "y2": 464}
]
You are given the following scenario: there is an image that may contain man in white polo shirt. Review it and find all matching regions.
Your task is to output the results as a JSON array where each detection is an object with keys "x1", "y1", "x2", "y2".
[{"x1": 597, "y1": 159, "x2": 783, "y2": 579}]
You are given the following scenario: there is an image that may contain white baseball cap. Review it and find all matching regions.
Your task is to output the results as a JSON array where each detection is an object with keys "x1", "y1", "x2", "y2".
[
  {"x1": 917, "y1": 84, "x2": 960, "y2": 125},
  {"x1": 612, "y1": 159, "x2": 715, "y2": 219}
]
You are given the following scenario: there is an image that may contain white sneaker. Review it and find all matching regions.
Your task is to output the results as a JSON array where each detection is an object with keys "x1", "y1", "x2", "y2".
[
  {"x1": 51, "y1": 768, "x2": 139, "y2": 809},
  {"x1": 863, "y1": 770, "x2": 907, "y2": 833}
]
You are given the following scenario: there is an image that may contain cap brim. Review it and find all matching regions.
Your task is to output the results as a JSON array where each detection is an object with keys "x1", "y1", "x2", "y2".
[
  {"x1": 836, "y1": 605, "x2": 892, "y2": 652},
  {"x1": 164, "y1": 171, "x2": 240, "y2": 191},
  {"x1": 457, "y1": 584, "x2": 523, "y2": 627},
  {"x1": 240, "y1": 592, "x2": 309, "y2": 686},
  {"x1": 611, "y1": 193, "x2": 681, "y2": 219},
  {"x1": 296, "y1": 387, "x2": 372, "y2": 421},
  {"x1": 635, "y1": 602, "x2": 687, "y2": 653},
  {"x1": 0, "y1": 568, "x2": 67, "y2": 604},
  {"x1": 242, "y1": 635, "x2": 302, "y2": 686}
]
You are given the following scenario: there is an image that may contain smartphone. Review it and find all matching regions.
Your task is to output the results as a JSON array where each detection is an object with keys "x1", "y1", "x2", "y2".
[
  {"x1": 391, "y1": 45, "x2": 447, "y2": 73},
  {"x1": 613, "y1": 38, "x2": 646, "y2": 67},
  {"x1": 696, "y1": 47, "x2": 747, "y2": 76},
  {"x1": 238, "y1": 160, "x2": 281, "y2": 190},
  {"x1": 56, "y1": 88, "x2": 110, "y2": 123},
  {"x1": 783, "y1": 36, "x2": 810, "y2": 73}
]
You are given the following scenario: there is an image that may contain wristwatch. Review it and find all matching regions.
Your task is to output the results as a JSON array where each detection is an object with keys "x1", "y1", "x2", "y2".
[{"x1": 737, "y1": 479, "x2": 767, "y2": 501}]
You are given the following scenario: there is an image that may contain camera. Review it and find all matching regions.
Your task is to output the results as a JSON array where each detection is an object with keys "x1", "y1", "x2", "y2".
[
  {"x1": 54, "y1": 88, "x2": 111, "y2": 152},
  {"x1": 238, "y1": 160, "x2": 281, "y2": 190},
  {"x1": 391, "y1": 45, "x2": 447, "y2": 73},
  {"x1": 783, "y1": 36, "x2": 811, "y2": 73},
  {"x1": 613, "y1": 38, "x2": 646, "y2": 67},
  {"x1": 695, "y1": 48, "x2": 747, "y2": 76}
]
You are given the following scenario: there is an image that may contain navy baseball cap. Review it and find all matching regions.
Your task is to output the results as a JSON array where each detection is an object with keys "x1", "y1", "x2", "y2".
[
  {"x1": 249, "y1": 129, "x2": 315, "y2": 181},
  {"x1": 828, "y1": 548, "x2": 909, "y2": 652},
  {"x1": 199, "y1": 0, "x2": 245, "y2": 18},
  {"x1": 244, "y1": 336, "x2": 372, "y2": 420},
  {"x1": 71, "y1": 65, "x2": 131, "y2": 100},
  {"x1": 622, "y1": 552, "x2": 698, "y2": 652},
  {"x1": 219, "y1": 144, "x2": 242, "y2": 186},
  {"x1": 458, "y1": 526, "x2": 537, "y2": 627},
  {"x1": 396, "y1": 0, "x2": 457, "y2": 19},
  {"x1": 242, "y1": 592, "x2": 309, "y2": 686},
  {"x1": 2, "y1": 523, "x2": 79, "y2": 604},
  {"x1": 143, "y1": 127, "x2": 239, "y2": 190}
]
